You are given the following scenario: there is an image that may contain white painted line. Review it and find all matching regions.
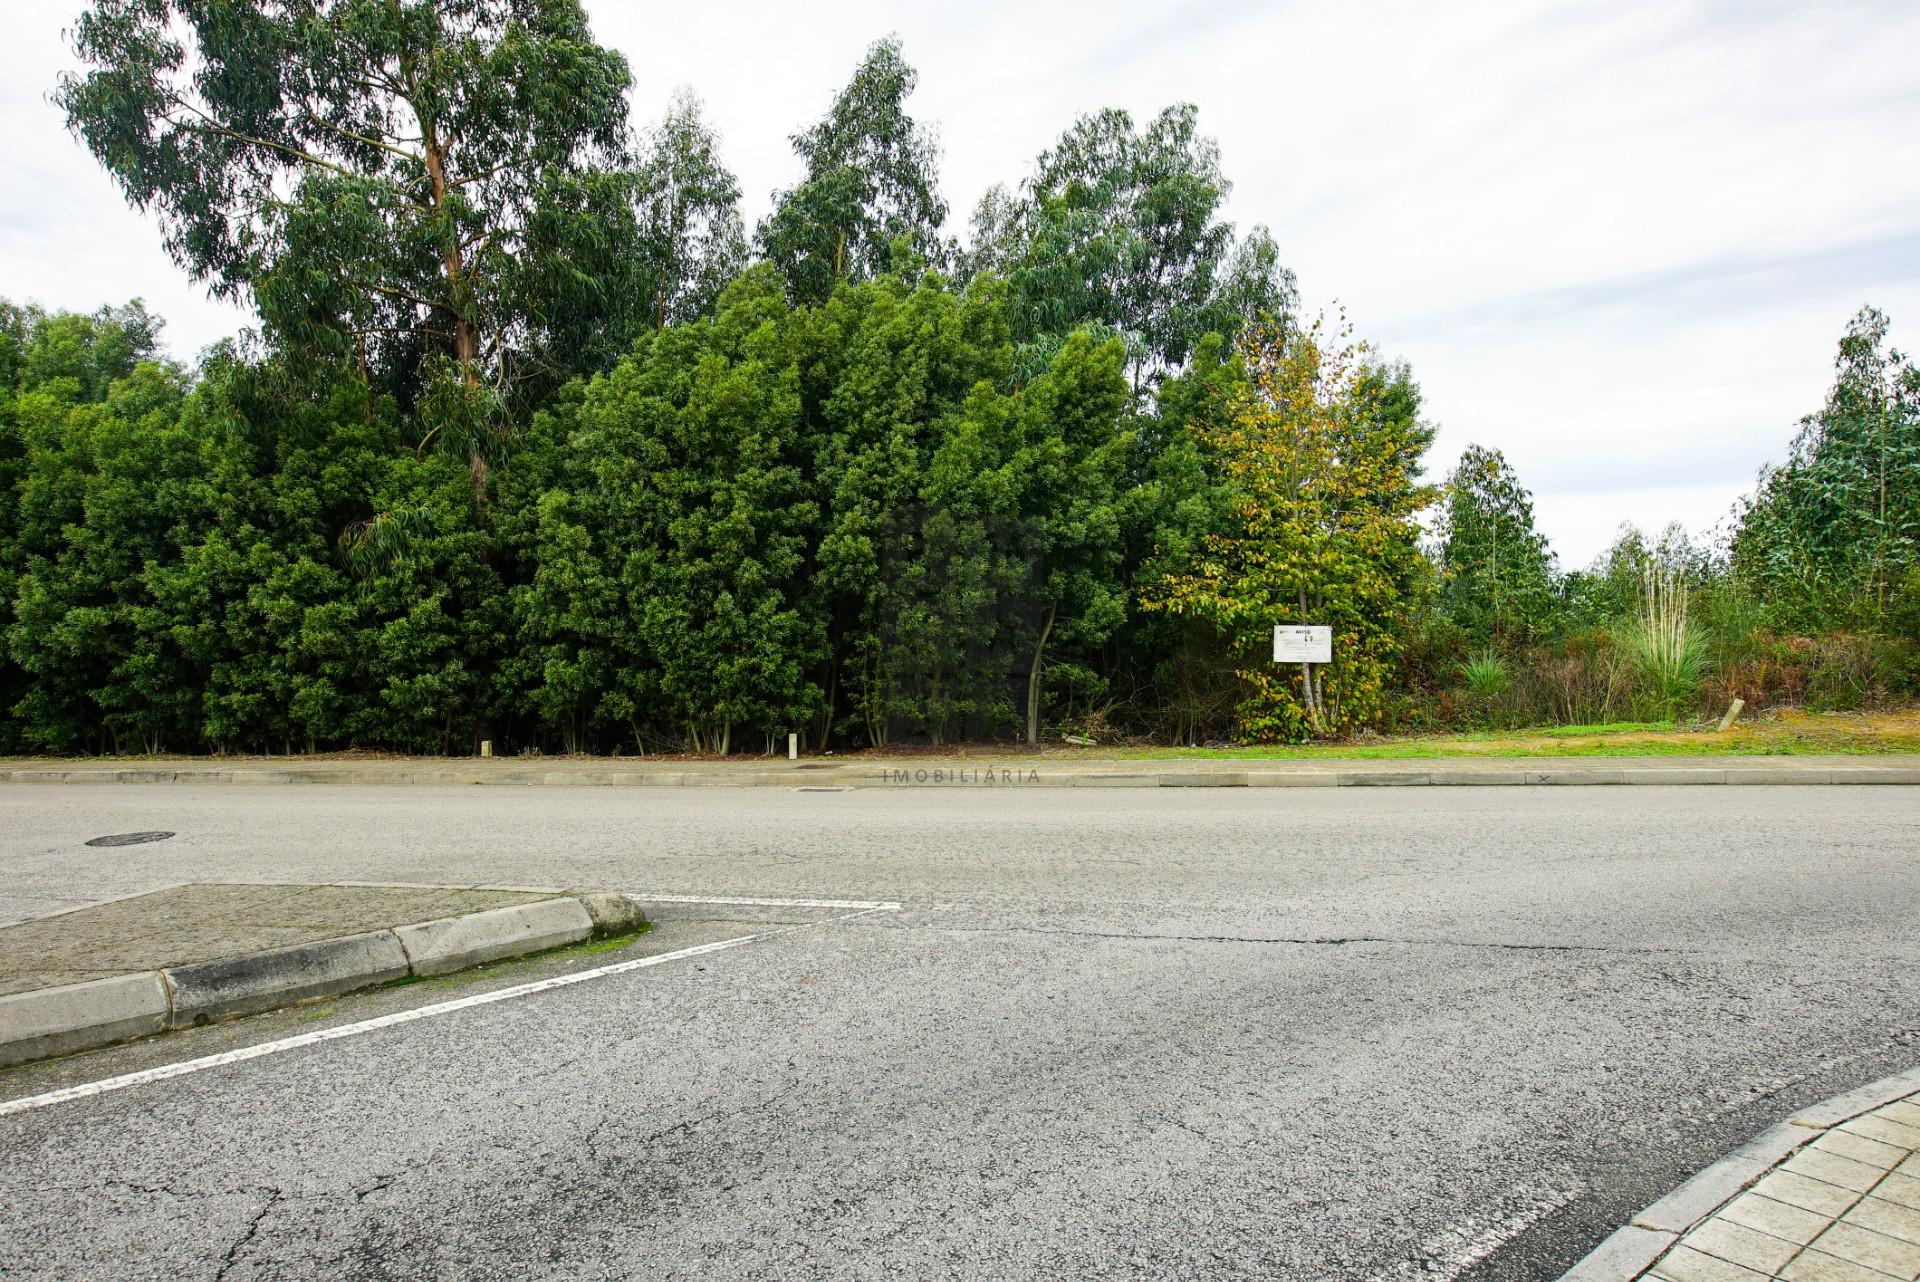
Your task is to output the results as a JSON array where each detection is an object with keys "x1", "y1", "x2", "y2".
[
  {"x1": 625, "y1": 892, "x2": 900, "y2": 911},
  {"x1": 1388, "y1": 1188, "x2": 1579, "y2": 1281},
  {"x1": 0, "y1": 903, "x2": 897, "y2": 1118}
]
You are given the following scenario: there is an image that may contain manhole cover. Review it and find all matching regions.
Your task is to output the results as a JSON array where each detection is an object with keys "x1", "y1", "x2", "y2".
[{"x1": 84, "y1": 831, "x2": 175, "y2": 848}]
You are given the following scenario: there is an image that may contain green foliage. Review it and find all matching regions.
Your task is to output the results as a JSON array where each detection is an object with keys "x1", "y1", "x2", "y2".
[
  {"x1": 1459, "y1": 649, "x2": 1511, "y2": 698},
  {"x1": 58, "y1": 0, "x2": 646, "y2": 475},
  {"x1": 548, "y1": 266, "x2": 825, "y2": 752},
  {"x1": 757, "y1": 37, "x2": 949, "y2": 306},
  {"x1": 1436, "y1": 445, "x2": 1557, "y2": 646},
  {"x1": 1622, "y1": 567, "x2": 1708, "y2": 719},
  {"x1": 810, "y1": 265, "x2": 1019, "y2": 745},
  {"x1": 1732, "y1": 306, "x2": 1920, "y2": 630},
  {"x1": 28, "y1": 18, "x2": 1917, "y2": 756},
  {"x1": 1142, "y1": 314, "x2": 1436, "y2": 741},
  {"x1": 635, "y1": 90, "x2": 749, "y2": 328},
  {"x1": 968, "y1": 104, "x2": 1294, "y2": 388}
]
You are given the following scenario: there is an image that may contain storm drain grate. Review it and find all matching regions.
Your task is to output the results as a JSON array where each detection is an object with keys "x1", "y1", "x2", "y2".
[
  {"x1": 793, "y1": 786, "x2": 850, "y2": 793},
  {"x1": 83, "y1": 831, "x2": 176, "y2": 848}
]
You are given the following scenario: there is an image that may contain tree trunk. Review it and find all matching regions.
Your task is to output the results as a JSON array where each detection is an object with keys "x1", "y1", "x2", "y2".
[
  {"x1": 817, "y1": 662, "x2": 837, "y2": 753},
  {"x1": 421, "y1": 130, "x2": 488, "y2": 517},
  {"x1": 1026, "y1": 597, "x2": 1058, "y2": 747}
]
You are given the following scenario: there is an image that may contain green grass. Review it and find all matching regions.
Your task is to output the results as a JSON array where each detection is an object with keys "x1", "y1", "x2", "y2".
[
  {"x1": 1533, "y1": 721, "x2": 1672, "y2": 737},
  {"x1": 1079, "y1": 711, "x2": 1920, "y2": 759}
]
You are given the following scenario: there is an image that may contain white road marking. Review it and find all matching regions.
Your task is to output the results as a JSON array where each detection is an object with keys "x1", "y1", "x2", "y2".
[
  {"x1": 0, "y1": 898, "x2": 899, "y2": 1119},
  {"x1": 1377, "y1": 1187, "x2": 1579, "y2": 1281},
  {"x1": 627, "y1": 892, "x2": 898, "y2": 910}
]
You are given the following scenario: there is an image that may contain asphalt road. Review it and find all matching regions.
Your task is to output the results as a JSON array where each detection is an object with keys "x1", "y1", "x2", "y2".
[{"x1": 0, "y1": 782, "x2": 1915, "y2": 1280}]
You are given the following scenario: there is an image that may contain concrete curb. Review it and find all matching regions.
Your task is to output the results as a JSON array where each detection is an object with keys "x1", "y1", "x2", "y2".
[
  {"x1": 1557, "y1": 1064, "x2": 1920, "y2": 1280},
  {"x1": 0, "y1": 890, "x2": 648, "y2": 1069},
  {"x1": 165, "y1": 929, "x2": 411, "y2": 1027},
  {"x1": 394, "y1": 899, "x2": 592, "y2": 978},
  {"x1": 0, "y1": 973, "x2": 170, "y2": 1067},
  {"x1": 1, "y1": 761, "x2": 1917, "y2": 789}
]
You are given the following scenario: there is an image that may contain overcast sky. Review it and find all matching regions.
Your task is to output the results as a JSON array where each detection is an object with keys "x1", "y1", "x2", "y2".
[{"x1": 4, "y1": 0, "x2": 1916, "y2": 566}]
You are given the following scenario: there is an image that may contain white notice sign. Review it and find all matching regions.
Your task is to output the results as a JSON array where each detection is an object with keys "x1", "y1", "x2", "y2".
[{"x1": 1273, "y1": 625, "x2": 1332, "y2": 664}]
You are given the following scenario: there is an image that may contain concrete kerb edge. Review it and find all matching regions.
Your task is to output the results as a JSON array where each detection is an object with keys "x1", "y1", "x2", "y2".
[
  {"x1": 1555, "y1": 1063, "x2": 1920, "y2": 1281},
  {"x1": 6, "y1": 764, "x2": 1915, "y2": 788},
  {"x1": 0, "y1": 890, "x2": 650, "y2": 1068}
]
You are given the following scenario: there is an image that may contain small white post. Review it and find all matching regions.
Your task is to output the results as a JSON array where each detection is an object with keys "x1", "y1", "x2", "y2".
[
  {"x1": 479, "y1": 739, "x2": 493, "y2": 758},
  {"x1": 788, "y1": 732, "x2": 799, "y2": 761}
]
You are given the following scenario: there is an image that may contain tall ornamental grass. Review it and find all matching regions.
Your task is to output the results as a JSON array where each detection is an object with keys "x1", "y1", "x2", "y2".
[{"x1": 1624, "y1": 567, "x2": 1708, "y2": 718}]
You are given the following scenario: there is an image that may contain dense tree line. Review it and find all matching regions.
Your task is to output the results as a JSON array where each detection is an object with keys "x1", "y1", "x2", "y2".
[{"x1": 3, "y1": 3, "x2": 1911, "y2": 755}]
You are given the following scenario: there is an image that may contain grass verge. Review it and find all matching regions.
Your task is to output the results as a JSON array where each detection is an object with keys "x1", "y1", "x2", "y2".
[{"x1": 1094, "y1": 709, "x2": 1920, "y2": 759}]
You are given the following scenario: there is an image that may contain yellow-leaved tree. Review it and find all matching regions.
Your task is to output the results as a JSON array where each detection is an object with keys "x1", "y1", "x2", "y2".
[{"x1": 1141, "y1": 313, "x2": 1435, "y2": 740}]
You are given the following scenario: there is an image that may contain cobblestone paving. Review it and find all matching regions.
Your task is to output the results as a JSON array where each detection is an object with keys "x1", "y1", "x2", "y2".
[
  {"x1": 1644, "y1": 1094, "x2": 1920, "y2": 1282},
  {"x1": 0, "y1": 883, "x2": 558, "y2": 995}
]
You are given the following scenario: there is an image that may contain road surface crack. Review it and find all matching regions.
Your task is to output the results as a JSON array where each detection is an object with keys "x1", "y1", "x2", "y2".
[
  {"x1": 929, "y1": 923, "x2": 1694, "y2": 955},
  {"x1": 214, "y1": 1188, "x2": 283, "y2": 1282}
]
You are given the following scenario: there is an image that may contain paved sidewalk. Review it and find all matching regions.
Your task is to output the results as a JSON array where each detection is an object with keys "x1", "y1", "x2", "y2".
[
  {"x1": 0, "y1": 883, "x2": 557, "y2": 994},
  {"x1": 1643, "y1": 1092, "x2": 1920, "y2": 1281},
  {"x1": 2, "y1": 753, "x2": 1917, "y2": 788}
]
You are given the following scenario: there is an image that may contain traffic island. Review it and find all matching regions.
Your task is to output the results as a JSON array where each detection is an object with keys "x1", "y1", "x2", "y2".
[{"x1": 0, "y1": 882, "x2": 648, "y2": 1067}]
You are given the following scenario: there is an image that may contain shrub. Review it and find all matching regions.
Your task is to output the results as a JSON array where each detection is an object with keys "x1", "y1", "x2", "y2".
[
  {"x1": 1459, "y1": 649, "x2": 1511, "y2": 698},
  {"x1": 1622, "y1": 568, "x2": 1709, "y2": 720}
]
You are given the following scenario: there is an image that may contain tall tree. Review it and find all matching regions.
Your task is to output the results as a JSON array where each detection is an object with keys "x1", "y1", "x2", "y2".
[
  {"x1": 1141, "y1": 315, "x2": 1435, "y2": 739},
  {"x1": 0, "y1": 302, "x2": 177, "y2": 752},
  {"x1": 1733, "y1": 305, "x2": 1920, "y2": 628},
  {"x1": 538, "y1": 268, "x2": 825, "y2": 754},
  {"x1": 635, "y1": 89, "x2": 748, "y2": 329},
  {"x1": 1436, "y1": 444, "x2": 1557, "y2": 646},
  {"x1": 58, "y1": 0, "x2": 642, "y2": 509},
  {"x1": 969, "y1": 104, "x2": 1295, "y2": 388},
  {"x1": 1010, "y1": 331, "x2": 1133, "y2": 744},
  {"x1": 758, "y1": 36, "x2": 949, "y2": 305},
  {"x1": 810, "y1": 268, "x2": 1013, "y2": 745}
]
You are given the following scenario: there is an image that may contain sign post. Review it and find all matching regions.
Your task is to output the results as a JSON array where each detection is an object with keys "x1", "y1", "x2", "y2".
[{"x1": 1274, "y1": 625, "x2": 1332, "y2": 730}]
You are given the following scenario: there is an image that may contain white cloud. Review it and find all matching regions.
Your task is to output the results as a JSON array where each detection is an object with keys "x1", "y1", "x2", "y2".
[{"x1": 4, "y1": 0, "x2": 1915, "y2": 565}]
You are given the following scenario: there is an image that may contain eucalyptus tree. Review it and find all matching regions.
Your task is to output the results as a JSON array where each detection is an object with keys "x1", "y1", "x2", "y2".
[
  {"x1": 968, "y1": 104, "x2": 1294, "y2": 389},
  {"x1": 1436, "y1": 444, "x2": 1557, "y2": 646},
  {"x1": 635, "y1": 89, "x2": 748, "y2": 329},
  {"x1": 57, "y1": 0, "x2": 642, "y2": 511},
  {"x1": 1734, "y1": 306, "x2": 1920, "y2": 627},
  {"x1": 758, "y1": 36, "x2": 950, "y2": 305}
]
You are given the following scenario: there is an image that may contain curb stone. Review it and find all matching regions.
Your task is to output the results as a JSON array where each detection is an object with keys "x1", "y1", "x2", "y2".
[
  {"x1": 0, "y1": 973, "x2": 170, "y2": 1067},
  {"x1": 1556, "y1": 1065, "x2": 1920, "y2": 1280},
  {"x1": 394, "y1": 899, "x2": 591, "y2": 977},
  {"x1": 573, "y1": 891, "x2": 647, "y2": 936},
  {"x1": 166, "y1": 928, "x2": 410, "y2": 1027},
  {"x1": 2, "y1": 761, "x2": 1919, "y2": 788},
  {"x1": 0, "y1": 890, "x2": 648, "y2": 1068}
]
